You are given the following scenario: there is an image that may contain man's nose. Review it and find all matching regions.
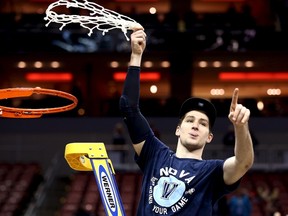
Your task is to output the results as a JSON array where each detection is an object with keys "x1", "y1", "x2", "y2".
[{"x1": 191, "y1": 122, "x2": 199, "y2": 129}]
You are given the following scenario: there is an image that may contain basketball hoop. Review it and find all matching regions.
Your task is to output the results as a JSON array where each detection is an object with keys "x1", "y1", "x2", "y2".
[
  {"x1": 44, "y1": 0, "x2": 141, "y2": 41},
  {"x1": 0, "y1": 87, "x2": 78, "y2": 118}
]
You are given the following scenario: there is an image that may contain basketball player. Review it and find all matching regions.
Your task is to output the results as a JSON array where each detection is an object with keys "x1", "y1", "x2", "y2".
[{"x1": 119, "y1": 26, "x2": 254, "y2": 215}]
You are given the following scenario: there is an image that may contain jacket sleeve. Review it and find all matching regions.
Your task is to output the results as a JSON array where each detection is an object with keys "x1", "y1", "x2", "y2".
[{"x1": 119, "y1": 66, "x2": 152, "y2": 144}]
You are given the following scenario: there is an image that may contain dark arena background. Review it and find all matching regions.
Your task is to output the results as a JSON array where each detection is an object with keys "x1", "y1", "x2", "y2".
[{"x1": 0, "y1": 0, "x2": 288, "y2": 215}]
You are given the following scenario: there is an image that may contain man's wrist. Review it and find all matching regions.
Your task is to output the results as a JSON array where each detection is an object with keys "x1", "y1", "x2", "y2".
[{"x1": 129, "y1": 53, "x2": 142, "y2": 66}]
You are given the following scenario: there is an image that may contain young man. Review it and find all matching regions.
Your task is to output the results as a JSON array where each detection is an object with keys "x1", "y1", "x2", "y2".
[{"x1": 119, "y1": 26, "x2": 254, "y2": 215}]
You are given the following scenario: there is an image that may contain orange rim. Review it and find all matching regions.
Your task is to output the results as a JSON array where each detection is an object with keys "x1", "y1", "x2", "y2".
[{"x1": 0, "y1": 87, "x2": 78, "y2": 118}]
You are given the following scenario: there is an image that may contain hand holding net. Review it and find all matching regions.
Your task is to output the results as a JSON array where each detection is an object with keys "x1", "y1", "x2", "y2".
[{"x1": 44, "y1": 0, "x2": 142, "y2": 41}]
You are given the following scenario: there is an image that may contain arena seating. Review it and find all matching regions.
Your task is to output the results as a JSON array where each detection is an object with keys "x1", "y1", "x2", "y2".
[
  {"x1": 0, "y1": 163, "x2": 42, "y2": 216},
  {"x1": 2, "y1": 164, "x2": 287, "y2": 216},
  {"x1": 58, "y1": 172, "x2": 141, "y2": 216}
]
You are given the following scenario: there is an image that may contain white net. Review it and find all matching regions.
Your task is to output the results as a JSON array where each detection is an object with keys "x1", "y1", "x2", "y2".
[{"x1": 44, "y1": 0, "x2": 140, "y2": 41}]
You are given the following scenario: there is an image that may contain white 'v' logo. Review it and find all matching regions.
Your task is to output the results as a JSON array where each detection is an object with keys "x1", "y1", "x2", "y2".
[{"x1": 161, "y1": 180, "x2": 179, "y2": 199}]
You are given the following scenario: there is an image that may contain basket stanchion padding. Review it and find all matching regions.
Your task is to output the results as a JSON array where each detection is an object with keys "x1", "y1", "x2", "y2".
[{"x1": 65, "y1": 142, "x2": 126, "y2": 216}]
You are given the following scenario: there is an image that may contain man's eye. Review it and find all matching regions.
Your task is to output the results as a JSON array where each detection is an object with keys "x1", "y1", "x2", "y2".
[{"x1": 200, "y1": 122, "x2": 208, "y2": 126}]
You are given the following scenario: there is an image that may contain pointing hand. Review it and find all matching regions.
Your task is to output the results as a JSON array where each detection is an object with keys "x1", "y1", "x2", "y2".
[{"x1": 228, "y1": 88, "x2": 250, "y2": 125}]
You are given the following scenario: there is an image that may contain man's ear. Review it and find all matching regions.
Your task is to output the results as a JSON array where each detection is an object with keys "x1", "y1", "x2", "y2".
[
  {"x1": 175, "y1": 125, "x2": 180, "y2": 137},
  {"x1": 206, "y1": 132, "x2": 213, "y2": 143}
]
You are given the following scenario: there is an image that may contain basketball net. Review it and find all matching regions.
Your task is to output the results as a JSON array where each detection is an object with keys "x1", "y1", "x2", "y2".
[{"x1": 44, "y1": 0, "x2": 141, "y2": 41}]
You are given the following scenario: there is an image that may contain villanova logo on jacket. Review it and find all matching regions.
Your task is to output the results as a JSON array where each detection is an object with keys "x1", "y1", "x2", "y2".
[{"x1": 148, "y1": 166, "x2": 196, "y2": 214}]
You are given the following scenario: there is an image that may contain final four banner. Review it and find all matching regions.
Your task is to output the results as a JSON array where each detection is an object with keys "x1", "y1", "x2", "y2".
[{"x1": 64, "y1": 142, "x2": 126, "y2": 216}]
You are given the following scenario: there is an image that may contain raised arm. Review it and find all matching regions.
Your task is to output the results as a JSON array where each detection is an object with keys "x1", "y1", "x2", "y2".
[
  {"x1": 223, "y1": 88, "x2": 254, "y2": 185},
  {"x1": 119, "y1": 27, "x2": 151, "y2": 156}
]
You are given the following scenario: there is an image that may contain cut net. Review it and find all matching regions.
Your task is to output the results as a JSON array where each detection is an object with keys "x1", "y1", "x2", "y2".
[{"x1": 44, "y1": 0, "x2": 140, "y2": 41}]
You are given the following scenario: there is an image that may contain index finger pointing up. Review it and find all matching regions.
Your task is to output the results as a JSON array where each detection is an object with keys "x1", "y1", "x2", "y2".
[{"x1": 230, "y1": 88, "x2": 239, "y2": 112}]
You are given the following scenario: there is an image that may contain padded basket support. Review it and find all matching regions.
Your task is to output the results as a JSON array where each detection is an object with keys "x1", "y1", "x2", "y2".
[{"x1": 65, "y1": 142, "x2": 126, "y2": 216}]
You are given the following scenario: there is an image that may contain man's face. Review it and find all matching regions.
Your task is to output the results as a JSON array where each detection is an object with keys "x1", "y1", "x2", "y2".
[{"x1": 175, "y1": 110, "x2": 213, "y2": 150}]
